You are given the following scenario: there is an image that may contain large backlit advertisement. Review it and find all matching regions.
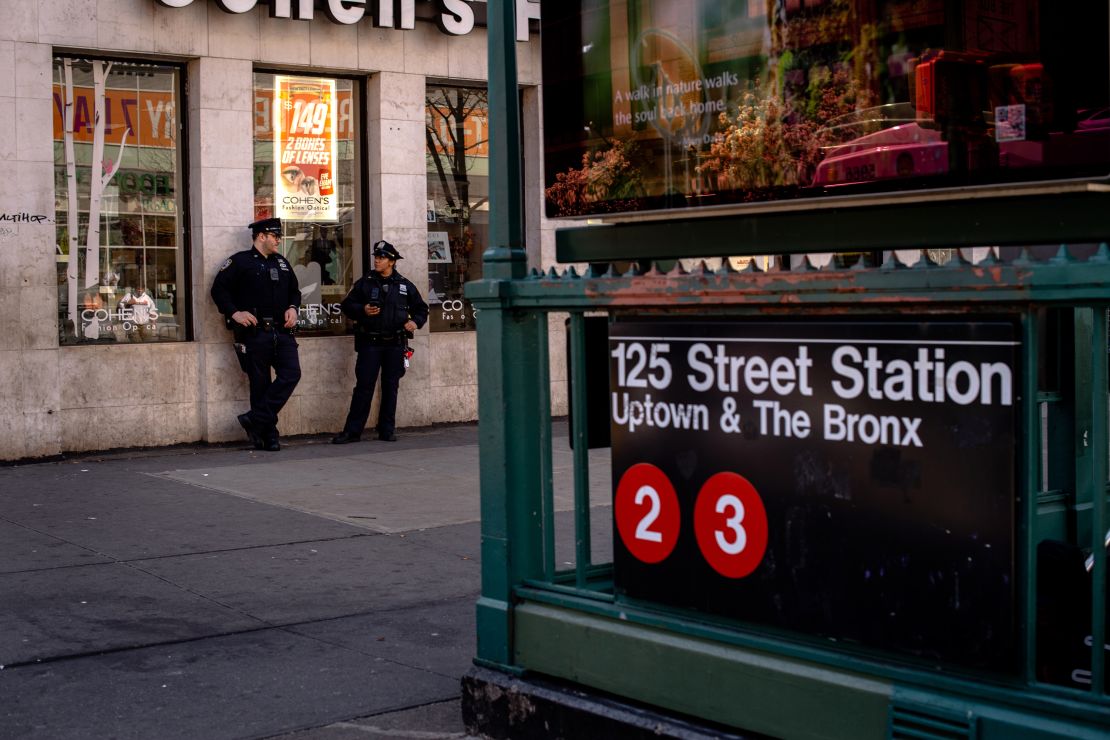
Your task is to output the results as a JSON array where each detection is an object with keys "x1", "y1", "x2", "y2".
[
  {"x1": 273, "y1": 75, "x2": 338, "y2": 221},
  {"x1": 541, "y1": 1, "x2": 1110, "y2": 218}
]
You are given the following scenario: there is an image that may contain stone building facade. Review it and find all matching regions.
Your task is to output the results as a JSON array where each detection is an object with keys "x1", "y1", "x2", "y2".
[{"x1": 0, "y1": 0, "x2": 564, "y2": 461}]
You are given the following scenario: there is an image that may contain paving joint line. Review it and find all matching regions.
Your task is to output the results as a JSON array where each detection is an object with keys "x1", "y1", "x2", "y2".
[
  {"x1": 0, "y1": 528, "x2": 376, "y2": 577},
  {"x1": 0, "y1": 594, "x2": 480, "y2": 673}
]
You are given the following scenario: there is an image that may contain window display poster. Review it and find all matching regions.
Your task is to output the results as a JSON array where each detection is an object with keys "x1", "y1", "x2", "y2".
[
  {"x1": 273, "y1": 75, "x2": 338, "y2": 221},
  {"x1": 427, "y1": 231, "x2": 452, "y2": 263}
]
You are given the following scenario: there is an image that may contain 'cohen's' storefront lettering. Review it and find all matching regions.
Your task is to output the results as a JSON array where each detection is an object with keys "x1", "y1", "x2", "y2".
[{"x1": 154, "y1": 0, "x2": 540, "y2": 41}]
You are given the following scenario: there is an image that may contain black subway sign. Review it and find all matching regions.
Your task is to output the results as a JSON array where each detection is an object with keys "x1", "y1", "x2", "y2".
[{"x1": 609, "y1": 319, "x2": 1019, "y2": 674}]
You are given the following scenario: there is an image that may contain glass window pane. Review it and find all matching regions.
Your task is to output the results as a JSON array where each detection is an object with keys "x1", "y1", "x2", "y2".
[
  {"x1": 53, "y1": 57, "x2": 187, "y2": 344},
  {"x1": 542, "y1": 1, "x2": 1110, "y2": 217},
  {"x1": 252, "y1": 73, "x2": 361, "y2": 335},
  {"x1": 426, "y1": 84, "x2": 488, "y2": 333}
]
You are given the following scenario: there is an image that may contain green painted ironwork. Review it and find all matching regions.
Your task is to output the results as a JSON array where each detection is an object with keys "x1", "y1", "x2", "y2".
[
  {"x1": 473, "y1": 1, "x2": 1110, "y2": 735},
  {"x1": 555, "y1": 188, "x2": 1110, "y2": 263}
]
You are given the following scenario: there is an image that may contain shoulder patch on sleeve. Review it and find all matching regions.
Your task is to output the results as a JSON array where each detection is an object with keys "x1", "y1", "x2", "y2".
[{"x1": 219, "y1": 257, "x2": 233, "y2": 271}]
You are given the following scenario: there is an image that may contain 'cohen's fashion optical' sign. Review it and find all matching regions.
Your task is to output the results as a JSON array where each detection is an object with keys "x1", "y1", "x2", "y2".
[{"x1": 155, "y1": 0, "x2": 539, "y2": 41}]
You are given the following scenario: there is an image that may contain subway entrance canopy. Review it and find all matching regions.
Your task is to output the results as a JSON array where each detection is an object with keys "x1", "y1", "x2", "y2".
[{"x1": 464, "y1": 2, "x2": 1110, "y2": 738}]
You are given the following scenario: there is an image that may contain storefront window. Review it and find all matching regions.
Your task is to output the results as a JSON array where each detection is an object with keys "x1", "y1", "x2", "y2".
[
  {"x1": 252, "y1": 72, "x2": 361, "y2": 335},
  {"x1": 53, "y1": 58, "x2": 187, "y2": 344},
  {"x1": 426, "y1": 85, "x2": 489, "y2": 332}
]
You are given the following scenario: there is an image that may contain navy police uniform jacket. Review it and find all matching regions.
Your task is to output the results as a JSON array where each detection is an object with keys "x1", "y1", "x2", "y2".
[
  {"x1": 341, "y1": 270, "x2": 428, "y2": 350},
  {"x1": 211, "y1": 247, "x2": 301, "y2": 324}
]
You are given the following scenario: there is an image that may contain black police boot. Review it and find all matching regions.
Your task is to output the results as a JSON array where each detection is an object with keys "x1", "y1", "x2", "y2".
[
  {"x1": 331, "y1": 431, "x2": 361, "y2": 444},
  {"x1": 377, "y1": 431, "x2": 397, "y2": 442},
  {"x1": 263, "y1": 431, "x2": 281, "y2": 452},
  {"x1": 238, "y1": 413, "x2": 263, "y2": 450}
]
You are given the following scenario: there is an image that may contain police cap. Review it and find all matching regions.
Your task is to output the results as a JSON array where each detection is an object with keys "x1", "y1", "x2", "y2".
[
  {"x1": 249, "y1": 217, "x2": 283, "y2": 237},
  {"x1": 372, "y1": 240, "x2": 402, "y2": 260}
]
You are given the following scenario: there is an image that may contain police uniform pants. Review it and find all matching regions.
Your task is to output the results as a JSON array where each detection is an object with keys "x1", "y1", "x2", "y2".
[
  {"x1": 237, "y1": 329, "x2": 301, "y2": 435},
  {"x1": 341, "y1": 343, "x2": 405, "y2": 437}
]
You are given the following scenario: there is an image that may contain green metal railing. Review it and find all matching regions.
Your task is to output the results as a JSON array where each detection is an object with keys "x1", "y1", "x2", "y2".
[
  {"x1": 470, "y1": 250, "x2": 1110, "y2": 737},
  {"x1": 475, "y1": 2, "x2": 1110, "y2": 736}
]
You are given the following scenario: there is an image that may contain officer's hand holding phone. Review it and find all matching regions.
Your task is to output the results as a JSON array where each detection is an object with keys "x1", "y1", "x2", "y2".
[
  {"x1": 364, "y1": 303, "x2": 381, "y2": 316},
  {"x1": 232, "y1": 310, "x2": 257, "y2": 327}
]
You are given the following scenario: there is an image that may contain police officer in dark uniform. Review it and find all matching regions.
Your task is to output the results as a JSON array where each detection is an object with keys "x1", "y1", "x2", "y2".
[
  {"x1": 331, "y1": 240, "x2": 428, "y2": 444},
  {"x1": 211, "y1": 217, "x2": 302, "y2": 452}
]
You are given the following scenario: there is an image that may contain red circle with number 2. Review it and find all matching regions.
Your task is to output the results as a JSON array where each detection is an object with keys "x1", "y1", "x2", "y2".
[
  {"x1": 694, "y1": 472, "x2": 768, "y2": 579},
  {"x1": 615, "y1": 463, "x2": 681, "y2": 564}
]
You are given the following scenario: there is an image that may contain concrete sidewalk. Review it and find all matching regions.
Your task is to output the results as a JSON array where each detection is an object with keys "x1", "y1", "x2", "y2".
[{"x1": 0, "y1": 422, "x2": 613, "y2": 740}]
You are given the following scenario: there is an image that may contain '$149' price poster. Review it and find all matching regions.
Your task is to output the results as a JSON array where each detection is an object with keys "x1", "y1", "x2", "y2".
[{"x1": 274, "y1": 75, "x2": 337, "y2": 221}]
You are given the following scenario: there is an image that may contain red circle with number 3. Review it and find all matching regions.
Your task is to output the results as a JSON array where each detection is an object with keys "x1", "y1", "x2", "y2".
[
  {"x1": 614, "y1": 463, "x2": 681, "y2": 564},
  {"x1": 694, "y1": 472, "x2": 768, "y2": 579}
]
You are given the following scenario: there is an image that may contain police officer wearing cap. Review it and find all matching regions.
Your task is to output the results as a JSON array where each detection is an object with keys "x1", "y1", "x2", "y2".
[
  {"x1": 332, "y1": 240, "x2": 428, "y2": 443},
  {"x1": 211, "y1": 217, "x2": 302, "y2": 452}
]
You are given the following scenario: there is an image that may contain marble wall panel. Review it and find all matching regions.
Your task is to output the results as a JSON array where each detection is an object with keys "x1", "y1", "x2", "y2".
[
  {"x1": 403, "y1": 23, "x2": 449, "y2": 77},
  {"x1": 16, "y1": 160, "x2": 53, "y2": 217},
  {"x1": 205, "y1": 398, "x2": 250, "y2": 443},
  {"x1": 0, "y1": 42, "x2": 13, "y2": 98},
  {"x1": 22, "y1": 410, "x2": 61, "y2": 458},
  {"x1": 282, "y1": 391, "x2": 351, "y2": 436},
  {"x1": 309, "y1": 17, "x2": 360, "y2": 70},
  {"x1": 258, "y1": 13, "x2": 311, "y2": 67},
  {"x1": 197, "y1": 166, "x2": 254, "y2": 228},
  {"x1": 294, "y1": 334, "x2": 356, "y2": 391},
  {"x1": 547, "y1": 312, "x2": 569, "y2": 383},
  {"x1": 429, "y1": 330, "x2": 477, "y2": 388},
  {"x1": 150, "y1": 401, "x2": 204, "y2": 447},
  {"x1": 0, "y1": 1, "x2": 38, "y2": 43},
  {"x1": 446, "y1": 29, "x2": 486, "y2": 82},
  {"x1": 0, "y1": 98, "x2": 15, "y2": 183},
  {"x1": 195, "y1": 58, "x2": 253, "y2": 113},
  {"x1": 59, "y1": 400, "x2": 200, "y2": 452},
  {"x1": 153, "y1": 0, "x2": 208, "y2": 56},
  {"x1": 0, "y1": 291, "x2": 21, "y2": 351},
  {"x1": 16, "y1": 97, "x2": 53, "y2": 163},
  {"x1": 59, "y1": 343, "x2": 200, "y2": 409},
  {"x1": 377, "y1": 174, "x2": 428, "y2": 231},
  {"x1": 197, "y1": 110, "x2": 253, "y2": 169},
  {"x1": 38, "y1": 0, "x2": 98, "y2": 47},
  {"x1": 97, "y1": 0, "x2": 155, "y2": 53},
  {"x1": 420, "y1": 382, "x2": 477, "y2": 424},
  {"x1": 0, "y1": 410, "x2": 26, "y2": 460},
  {"x1": 376, "y1": 119, "x2": 425, "y2": 176},
  {"x1": 522, "y1": 86, "x2": 543, "y2": 268},
  {"x1": 20, "y1": 349, "x2": 61, "y2": 415},
  {"x1": 357, "y1": 24, "x2": 405, "y2": 73},
  {"x1": 394, "y1": 383, "x2": 431, "y2": 428},
  {"x1": 20, "y1": 229, "x2": 57, "y2": 289},
  {"x1": 18, "y1": 284, "x2": 58, "y2": 351},
  {"x1": 549, "y1": 379, "x2": 568, "y2": 416},
  {"x1": 516, "y1": 32, "x2": 540, "y2": 86},
  {"x1": 368, "y1": 72, "x2": 425, "y2": 123},
  {"x1": 0, "y1": 219, "x2": 19, "y2": 289},
  {"x1": 0, "y1": 350, "x2": 21, "y2": 407},
  {"x1": 15, "y1": 42, "x2": 50, "y2": 100},
  {"x1": 207, "y1": 6, "x2": 260, "y2": 60},
  {"x1": 202, "y1": 341, "x2": 249, "y2": 404}
]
